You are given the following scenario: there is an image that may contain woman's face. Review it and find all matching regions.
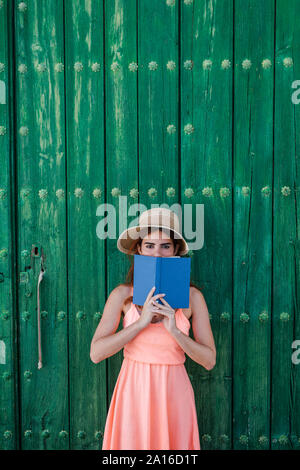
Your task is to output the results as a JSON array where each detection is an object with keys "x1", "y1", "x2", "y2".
[{"x1": 137, "y1": 229, "x2": 179, "y2": 257}]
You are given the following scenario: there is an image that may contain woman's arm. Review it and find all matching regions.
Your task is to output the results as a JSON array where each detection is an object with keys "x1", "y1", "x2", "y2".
[
  {"x1": 171, "y1": 288, "x2": 216, "y2": 370},
  {"x1": 90, "y1": 285, "x2": 144, "y2": 364}
]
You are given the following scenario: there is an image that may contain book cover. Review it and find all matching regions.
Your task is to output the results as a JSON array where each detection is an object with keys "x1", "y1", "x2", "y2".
[{"x1": 132, "y1": 254, "x2": 191, "y2": 308}]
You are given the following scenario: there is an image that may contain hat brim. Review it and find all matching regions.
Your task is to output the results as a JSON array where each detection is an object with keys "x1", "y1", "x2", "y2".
[{"x1": 117, "y1": 224, "x2": 189, "y2": 255}]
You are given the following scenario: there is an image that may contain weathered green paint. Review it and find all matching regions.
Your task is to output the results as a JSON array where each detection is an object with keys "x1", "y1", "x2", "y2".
[
  {"x1": 0, "y1": 0, "x2": 19, "y2": 451},
  {"x1": 181, "y1": 0, "x2": 233, "y2": 450},
  {"x1": 272, "y1": 0, "x2": 300, "y2": 450},
  {"x1": 105, "y1": 0, "x2": 139, "y2": 417},
  {"x1": 0, "y1": 0, "x2": 299, "y2": 450},
  {"x1": 233, "y1": 0, "x2": 273, "y2": 450},
  {"x1": 65, "y1": 0, "x2": 106, "y2": 450},
  {"x1": 14, "y1": 0, "x2": 69, "y2": 450}
]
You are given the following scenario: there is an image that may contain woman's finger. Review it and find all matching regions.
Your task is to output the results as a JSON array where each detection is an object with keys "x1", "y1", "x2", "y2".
[
  {"x1": 153, "y1": 300, "x2": 175, "y2": 313},
  {"x1": 152, "y1": 309, "x2": 175, "y2": 319},
  {"x1": 151, "y1": 293, "x2": 166, "y2": 301},
  {"x1": 159, "y1": 297, "x2": 172, "y2": 308},
  {"x1": 145, "y1": 286, "x2": 156, "y2": 303}
]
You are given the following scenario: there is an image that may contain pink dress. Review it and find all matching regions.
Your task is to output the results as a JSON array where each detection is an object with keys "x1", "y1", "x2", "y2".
[{"x1": 102, "y1": 286, "x2": 201, "y2": 450}]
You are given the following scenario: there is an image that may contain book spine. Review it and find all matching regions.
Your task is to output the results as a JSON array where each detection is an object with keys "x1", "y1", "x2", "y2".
[{"x1": 156, "y1": 257, "x2": 161, "y2": 299}]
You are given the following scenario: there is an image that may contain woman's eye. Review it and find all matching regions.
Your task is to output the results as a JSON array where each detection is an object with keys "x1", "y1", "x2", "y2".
[{"x1": 145, "y1": 245, "x2": 170, "y2": 249}]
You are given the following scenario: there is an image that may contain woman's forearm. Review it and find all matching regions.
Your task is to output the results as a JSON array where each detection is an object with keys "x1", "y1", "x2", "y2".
[
  {"x1": 90, "y1": 319, "x2": 144, "y2": 363},
  {"x1": 171, "y1": 327, "x2": 216, "y2": 370}
]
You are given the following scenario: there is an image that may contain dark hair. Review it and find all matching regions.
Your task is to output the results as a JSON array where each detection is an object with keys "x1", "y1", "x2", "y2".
[{"x1": 122, "y1": 227, "x2": 203, "y2": 306}]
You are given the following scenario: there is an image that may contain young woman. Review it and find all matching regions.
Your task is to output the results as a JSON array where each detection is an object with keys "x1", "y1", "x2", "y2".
[{"x1": 90, "y1": 208, "x2": 216, "y2": 450}]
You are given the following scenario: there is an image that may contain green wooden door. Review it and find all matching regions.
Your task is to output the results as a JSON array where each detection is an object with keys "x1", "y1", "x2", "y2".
[{"x1": 0, "y1": 0, "x2": 299, "y2": 450}]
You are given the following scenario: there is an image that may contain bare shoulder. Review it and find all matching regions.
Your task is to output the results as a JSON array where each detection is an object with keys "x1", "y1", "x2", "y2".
[
  {"x1": 190, "y1": 286, "x2": 209, "y2": 316},
  {"x1": 190, "y1": 285, "x2": 205, "y2": 301},
  {"x1": 110, "y1": 283, "x2": 131, "y2": 304}
]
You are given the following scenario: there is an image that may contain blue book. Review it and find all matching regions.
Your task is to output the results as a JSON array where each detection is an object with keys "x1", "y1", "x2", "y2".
[{"x1": 132, "y1": 254, "x2": 191, "y2": 308}]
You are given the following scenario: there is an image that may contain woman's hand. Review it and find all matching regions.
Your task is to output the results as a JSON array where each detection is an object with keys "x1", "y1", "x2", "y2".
[
  {"x1": 137, "y1": 286, "x2": 166, "y2": 328},
  {"x1": 151, "y1": 297, "x2": 177, "y2": 334}
]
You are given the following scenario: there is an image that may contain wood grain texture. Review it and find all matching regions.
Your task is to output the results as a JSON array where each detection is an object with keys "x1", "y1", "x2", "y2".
[
  {"x1": 272, "y1": 0, "x2": 300, "y2": 450},
  {"x1": 233, "y1": 0, "x2": 274, "y2": 450},
  {"x1": 14, "y1": 0, "x2": 69, "y2": 450},
  {"x1": 181, "y1": 0, "x2": 233, "y2": 450},
  {"x1": 0, "y1": 0, "x2": 299, "y2": 450},
  {"x1": 65, "y1": 0, "x2": 106, "y2": 449},
  {"x1": 104, "y1": 0, "x2": 139, "y2": 421},
  {"x1": 0, "y1": 0, "x2": 19, "y2": 451}
]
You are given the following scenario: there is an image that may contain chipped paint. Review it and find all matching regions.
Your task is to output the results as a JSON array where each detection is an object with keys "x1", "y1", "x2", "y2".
[
  {"x1": 241, "y1": 186, "x2": 250, "y2": 196},
  {"x1": 242, "y1": 59, "x2": 252, "y2": 70},
  {"x1": 166, "y1": 61, "x2": 176, "y2": 70},
  {"x1": 129, "y1": 188, "x2": 138, "y2": 199},
  {"x1": 74, "y1": 62, "x2": 83, "y2": 72},
  {"x1": 148, "y1": 61, "x2": 158, "y2": 71},
  {"x1": 202, "y1": 187, "x2": 213, "y2": 197},
  {"x1": 259, "y1": 311, "x2": 269, "y2": 322},
  {"x1": 184, "y1": 60, "x2": 193, "y2": 70},
  {"x1": 36, "y1": 63, "x2": 47, "y2": 72},
  {"x1": 18, "y1": 63, "x2": 27, "y2": 73},
  {"x1": 0, "y1": 80, "x2": 5, "y2": 104},
  {"x1": 221, "y1": 59, "x2": 231, "y2": 69},
  {"x1": 128, "y1": 62, "x2": 138, "y2": 72},
  {"x1": 184, "y1": 123, "x2": 194, "y2": 134},
  {"x1": 280, "y1": 312, "x2": 290, "y2": 322},
  {"x1": 240, "y1": 313, "x2": 250, "y2": 323},
  {"x1": 262, "y1": 59, "x2": 272, "y2": 69},
  {"x1": 55, "y1": 63, "x2": 64, "y2": 72},
  {"x1": 19, "y1": 126, "x2": 29, "y2": 136},
  {"x1": 56, "y1": 189, "x2": 65, "y2": 199},
  {"x1": 261, "y1": 185, "x2": 271, "y2": 196},
  {"x1": 184, "y1": 187, "x2": 194, "y2": 198},
  {"x1": 0, "y1": 188, "x2": 6, "y2": 199},
  {"x1": 110, "y1": 62, "x2": 120, "y2": 72},
  {"x1": 74, "y1": 188, "x2": 84, "y2": 198},
  {"x1": 281, "y1": 186, "x2": 291, "y2": 196},
  {"x1": 220, "y1": 187, "x2": 230, "y2": 197},
  {"x1": 18, "y1": 2, "x2": 27, "y2": 12},
  {"x1": 283, "y1": 57, "x2": 293, "y2": 68},
  {"x1": 38, "y1": 189, "x2": 48, "y2": 200},
  {"x1": 92, "y1": 188, "x2": 102, "y2": 199},
  {"x1": 166, "y1": 187, "x2": 175, "y2": 197},
  {"x1": 57, "y1": 311, "x2": 66, "y2": 321},
  {"x1": 203, "y1": 59, "x2": 212, "y2": 70},
  {"x1": 91, "y1": 62, "x2": 100, "y2": 72},
  {"x1": 167, "y1": 124, "x2": 176, "y2": 134},
  {"x1": 111, "y1": 187, "x2": 121, "y2": 197},
  {"x1": 148, "y1": 187, "x2": 157, "y2": 198}
]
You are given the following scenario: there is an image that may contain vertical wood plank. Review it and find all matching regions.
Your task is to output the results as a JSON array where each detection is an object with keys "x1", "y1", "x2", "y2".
[
  {"x1": 15, "y1": 0, "x2": 69, "y2": 449},
  {"x1": 181, "y1": 0, "x2": 233, "y2": 449},
  {"x1": 233, "y1": 0, "x2": 274, "y2": 450},
  {"x1": 138, "y1": 0, "x2": 179, "y2": 210},
  {"x1": 104, "y1": 0, "x2": 139, "y2": 405},
  {"x1": 272, "y1": 0, "x2": 300, "y2": 450},
  {"x1": 65, "y1": 0, "x2": 106, "y2": 449},
  {"x1": 0, "y1": 0, "x2": 19, "y2": 450}
]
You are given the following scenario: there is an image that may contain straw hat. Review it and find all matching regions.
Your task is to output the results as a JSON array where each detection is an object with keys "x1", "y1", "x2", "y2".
[{"x1": 117, "y1": 208, "x2": 189, "y2": 255}]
